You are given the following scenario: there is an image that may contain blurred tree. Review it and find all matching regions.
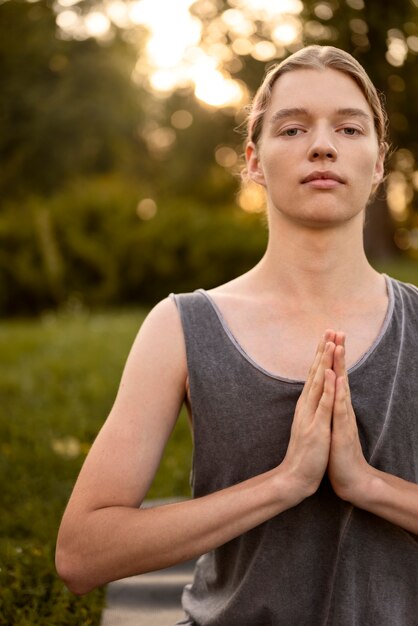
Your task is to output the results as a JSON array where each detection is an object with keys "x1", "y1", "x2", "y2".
[
  {"x1": 0, "y1": 0, "x2": 148, "y2": 200},
  {"x1": 1, "y1": 0, "x2": 417, "y2": 315}
]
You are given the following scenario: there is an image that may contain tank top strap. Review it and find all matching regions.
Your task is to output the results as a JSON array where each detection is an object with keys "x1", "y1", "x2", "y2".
[{"x1": 170, "y1": 290, "x2": 239, "y2": 372}]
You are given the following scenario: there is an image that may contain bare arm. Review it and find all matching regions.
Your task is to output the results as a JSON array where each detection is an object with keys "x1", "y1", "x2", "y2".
[
  {"x1": 328, "y1": 337, "x2": 418, "y2": 535},
  {"x1": 55, "y1": 301, "x2": 337, "y2": 595}
]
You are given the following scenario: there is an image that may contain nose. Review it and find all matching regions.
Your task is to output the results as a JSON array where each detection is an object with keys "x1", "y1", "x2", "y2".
[{"x1": 308, "y1": 128, "x2": 337, "y2": 161}]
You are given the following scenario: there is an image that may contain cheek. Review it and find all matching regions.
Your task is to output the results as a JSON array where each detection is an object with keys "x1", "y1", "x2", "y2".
[
  {"x1": 260, "y1": 149, "x2": 291, "y2": 182},
  {"x1": 352, "y1": 143, "x2": 380, "y2": 185}
]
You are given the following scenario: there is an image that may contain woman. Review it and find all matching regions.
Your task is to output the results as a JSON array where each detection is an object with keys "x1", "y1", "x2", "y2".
[{"x1": 56, "y1": 45, "x2": 418, "y2": 625}]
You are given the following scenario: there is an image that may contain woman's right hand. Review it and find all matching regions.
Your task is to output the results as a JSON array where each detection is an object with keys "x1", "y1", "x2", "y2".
[{"x1": 279, "y1": 331, "x2": 336, "y2": 501}]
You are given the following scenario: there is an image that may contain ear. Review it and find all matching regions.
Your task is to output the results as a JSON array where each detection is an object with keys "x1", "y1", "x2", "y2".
[
  {"x1": 372, "y1": 142, "x2": 386, "y2": 189},
  {"x1": 246, "y1": 141, "x2": 266, "y2": 187}
]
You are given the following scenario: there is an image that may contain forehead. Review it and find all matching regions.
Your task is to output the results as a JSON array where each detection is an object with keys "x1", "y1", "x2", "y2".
[{"x1": 265, "y1": 67, "x2": 373, "y2": 123}]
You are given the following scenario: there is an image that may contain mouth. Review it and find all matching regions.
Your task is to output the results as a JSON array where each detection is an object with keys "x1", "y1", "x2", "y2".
[{"x1": 301, "y1": 170, "x2": 345, "y2": 189}]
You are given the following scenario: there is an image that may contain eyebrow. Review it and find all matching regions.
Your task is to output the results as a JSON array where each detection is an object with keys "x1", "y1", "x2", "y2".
[
  {"x1": 270, "y1": 108, "x2": 309, "y2": 125},
  {"x1": 335, "y1": 107, "x2": 371, "y2": 122},
  {"x1": 269, "y1": 107, "x2": 372, "y2": 125}
]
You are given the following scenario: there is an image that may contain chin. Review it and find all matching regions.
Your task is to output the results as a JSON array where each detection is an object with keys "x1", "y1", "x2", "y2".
[{"x1": 276, "y1": 201, "x2": 365, "y2": 229}]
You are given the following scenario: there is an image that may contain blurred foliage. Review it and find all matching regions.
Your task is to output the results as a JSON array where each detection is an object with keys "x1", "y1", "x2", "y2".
[
  {"x1": 0, "y1": 174, "x2": 267, "y2": 314},
  {"x1": 0, "y1": 0, "x2": 149, "y2": 199},
  {"x1": 1, "y1": 0, "x2": 418, "y2": 317},
  {"x1": 0, "y1": 308, "x2": 192, "y2": 622}
]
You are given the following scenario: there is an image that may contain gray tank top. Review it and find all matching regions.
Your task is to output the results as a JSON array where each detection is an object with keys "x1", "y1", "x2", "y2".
[{"x1": 171, "y1": 276, "x2": 418, "y2": 626}]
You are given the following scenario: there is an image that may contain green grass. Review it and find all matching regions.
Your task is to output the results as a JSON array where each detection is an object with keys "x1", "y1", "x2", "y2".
[{"x1": 0, "y1": 307, "x2": 192, "y2": 625}]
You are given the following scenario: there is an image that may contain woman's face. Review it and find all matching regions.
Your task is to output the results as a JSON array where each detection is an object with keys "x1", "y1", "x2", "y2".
[{"x1": 246, "y1": 67, "x2": 384, "y2": 229}]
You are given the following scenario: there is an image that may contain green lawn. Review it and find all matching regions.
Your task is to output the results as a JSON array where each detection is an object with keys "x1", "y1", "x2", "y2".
[
  {"x1": 1, "y1": 257, "x2": 416, "y2": 624},
  {"x1": 0, "y1": 307, "x2": 192, "y2": 625}
]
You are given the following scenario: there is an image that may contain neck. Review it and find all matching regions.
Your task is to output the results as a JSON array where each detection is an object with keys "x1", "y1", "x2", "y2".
[{"x1": 250, "y1": 210, "x2": 381, "y2": 306}]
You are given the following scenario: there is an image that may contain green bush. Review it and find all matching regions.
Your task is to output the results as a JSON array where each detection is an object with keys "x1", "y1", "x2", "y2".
[
  {"x1": 0, "y1": 175, "x2": 267, "y2": 315},
  {"x1": 122, "y1": 198, "x2": 267, "y2": 301}
]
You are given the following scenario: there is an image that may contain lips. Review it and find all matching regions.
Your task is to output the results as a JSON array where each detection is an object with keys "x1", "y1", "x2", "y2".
[{"x1": 301, "y1": 170, "x2": 345, "y2": 184}]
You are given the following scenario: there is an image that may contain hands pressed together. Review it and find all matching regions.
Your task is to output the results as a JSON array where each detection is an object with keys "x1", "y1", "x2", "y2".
[{"x1": 282, "y1": 330, "x2": 373, "y2": 504}]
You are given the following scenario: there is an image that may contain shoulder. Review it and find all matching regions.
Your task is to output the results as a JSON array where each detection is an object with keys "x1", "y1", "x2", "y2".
[
  {"x1": 389, "y1": 275, "x2": 418, "y2": 304},
  {"x1": 144, "y1": 295, "x2": 182, "y2": 326},
  {"x1": 137, "y1": 296, "x2": 183, "y2": 339},
  {"x1": 126, "y1": 296, "x2": 187, "y2": 381},
  {"x1": 388, "y1": 276, "x2": 418, "y2": 329},
  {"x1": 168, "y1": 290, "x2": 214, "y2": 328}
]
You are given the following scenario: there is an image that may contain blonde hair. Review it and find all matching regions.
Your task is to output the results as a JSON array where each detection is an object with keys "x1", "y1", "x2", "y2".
[{"x1": 247, "y1": 45, "x2": 389, "y2": 154}]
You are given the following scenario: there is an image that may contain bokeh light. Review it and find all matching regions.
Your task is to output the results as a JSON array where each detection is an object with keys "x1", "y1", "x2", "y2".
[
  {"x1": 238, "y1": 182, "x2": 266, "y2": 213},
  {"x1": 386, "y1": 30, "x2": 408, "y2": 67},
  {"x1": 272, "y1": 20, "x2": 301, "y2": 46},
  {"x1": 387, "y1": 171, "x2": 412, "y2": 221},
  {"x1": 171, "y1": 110, "x2": 194, "y2": 129},
  {"x1": 54, "y1": 0, "x2": 305, "y2": 108},
  {"x1": 137, "y1": 198, "x2": 158, "y2": 220},
  {"x1": 84, "y1": 11, "x2": 111, "y2": 38},
  {"x1": 215, "y1": 146, "x2": 239, "y2": 168}
]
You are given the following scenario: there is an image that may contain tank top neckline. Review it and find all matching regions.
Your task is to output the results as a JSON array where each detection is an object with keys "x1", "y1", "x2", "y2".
[{"x1": 197, "y1": 274, "x2": 395, "y2": 385}]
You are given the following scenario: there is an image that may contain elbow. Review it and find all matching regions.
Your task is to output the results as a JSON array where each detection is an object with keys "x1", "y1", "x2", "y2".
[{"x1": 55, "y1": 542, "x2": 97, "y2": 596}]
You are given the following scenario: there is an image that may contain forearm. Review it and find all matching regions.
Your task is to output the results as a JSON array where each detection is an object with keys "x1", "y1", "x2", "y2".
[
  {"x1": 56, "y1": 465, "x2": 304, "y2": 595},
  {"x1": 347, "y1": 468, "x2": 418, "y2": 536},
  {"x1": 57, "y1": 332, "x2": 337, "y2": 595}
]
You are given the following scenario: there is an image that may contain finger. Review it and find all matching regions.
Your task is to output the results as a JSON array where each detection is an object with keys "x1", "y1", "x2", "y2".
[
  {"x1": 333, "y1": 344, "x2": 352, "y2": 406},
  {"x1": 303, "y1": 330, "x2": 336, "y2": 398},
  {"x1": 333, "y1": 375, "x2": 349, "y2": 423},
  {"x1": 335, "y1": 331, "x2": 345, "y2": 347},
  {"x1": 335, "y1": 376, "x2": 358, "y2": 431},
  {"x1": 306, "y1": 341, "x2": 335, "y2": 412},
  {"x1": 316, "y1": 368, "x2": 336, "y2": 422},
  {"x1": 324, "y1": 329, "x2": 336, "y2": 343},
  {"x1": 333, "y1": 332, "x2": 345, "y2": 373},
  {"x1": 333, "y1": 344, "x2": 345, "y2": 378},
  {"x1": 302, "y1": 337, "x2": 326, "y2": 399}
]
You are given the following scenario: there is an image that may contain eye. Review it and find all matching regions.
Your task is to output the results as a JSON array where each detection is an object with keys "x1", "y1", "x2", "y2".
[
  {"x1": 340, "y1": 127, "x2": 361, "y2": 136},
  {"x1": 279, "y1": 127, "x2": 304, "y2": 137}
]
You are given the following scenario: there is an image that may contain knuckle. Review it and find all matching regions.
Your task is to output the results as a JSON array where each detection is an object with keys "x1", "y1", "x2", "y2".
[
  {"x1": 318, "y1": 397, "x2": 330, "y2": 412},
  {"x1": 319, "y1": 389, "x2": 333, "y2": 408},
  {"x1": 311, "y1": 377, "x2": 321, "y2": 392}
]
